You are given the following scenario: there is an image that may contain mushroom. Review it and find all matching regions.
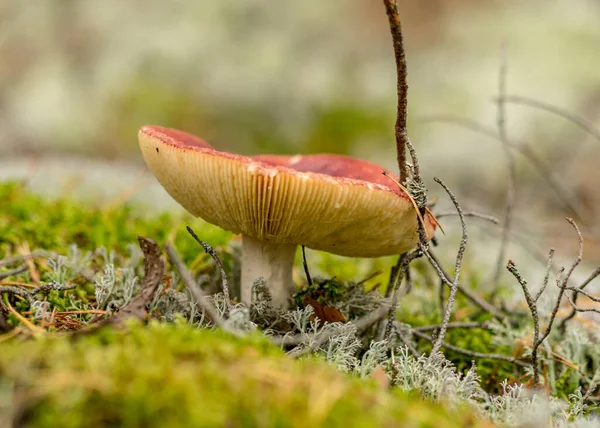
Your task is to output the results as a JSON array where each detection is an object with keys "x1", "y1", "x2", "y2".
[{"x1": 138, "y1": 126, "x2": 436, "y2": 309}]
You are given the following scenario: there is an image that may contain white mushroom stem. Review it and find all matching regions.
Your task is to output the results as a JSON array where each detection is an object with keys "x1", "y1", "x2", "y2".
[{"x1": 240, "y1": 235, "x2": 297, "y2": 309}]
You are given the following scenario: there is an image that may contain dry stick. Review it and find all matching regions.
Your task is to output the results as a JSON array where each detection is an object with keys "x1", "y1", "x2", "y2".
[
  {"x1": 0, "y1": 251, "x2": 49, "y2": 268},
  {"x1": 506, "y1": 218, "x2": 583, "y2": 388},
  {"x1": 0, "y1": 286, "x2": 34, "y2": 304},
  {"x1": 0, "y1": 265, "x2": 28, "y2": 281},
  {"x1": 301, "y1": 246, "x2": 312, "y2": 286},
  {"x1": 421, "y1": 116, "x2": 587, "y2": 223},
  {"x1": 382, "y1": 251, "x2": 422, "y2": 342},
  {"x1": 186, "y1": 226, "x2": 232, "y2": 313},
  {"x1": 413, "y1": 321, "x2": 492, "y2": 333},
  {"x1": 0, "y1": 281, "x2": 76, "y2": 306},
  {"x1": 165, "y1": 244, "x2": 227, "y2": 330},
  {"x1": 385, "y1": 255, "x2": 404, "y2": 298},
  {"x1": 559, "y1": 265, "x2": 600, "y2": 330},
  {"x1": 429, "y1": 177, "x2": 468, "y2": 356},
  {"x1": 491, "y1": 44, "x2": 517, "y2": 301},
  {"x1": 383, "y1": 0, "x2": 410, "y2": 184},
  {"x1": 412, "y1": 330, "x2": 529, "y2": 368},
  {"x1": 435, "y1": 211, "x2": 500, "y2": 225},
  {"x1": 502, "y1": 95, "x2": 600, "y2": 145},
  {"x1": 425, "y1": 248, "x2": 503, "y2": 320}
]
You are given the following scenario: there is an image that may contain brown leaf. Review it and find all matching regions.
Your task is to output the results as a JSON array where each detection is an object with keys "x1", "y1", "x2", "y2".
[{"x1": 303, "y1": 296, "x2": 346, "y2": 323}]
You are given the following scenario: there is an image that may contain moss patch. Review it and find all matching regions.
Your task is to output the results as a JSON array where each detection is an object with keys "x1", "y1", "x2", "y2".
[{"x1": 0, "y1": 322, "x2": 487, "y2": 427}]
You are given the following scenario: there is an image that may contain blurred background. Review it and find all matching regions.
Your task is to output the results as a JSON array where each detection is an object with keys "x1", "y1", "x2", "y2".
[{"x1": 1, "y1": 0, "x2": 599, "y2": 278}]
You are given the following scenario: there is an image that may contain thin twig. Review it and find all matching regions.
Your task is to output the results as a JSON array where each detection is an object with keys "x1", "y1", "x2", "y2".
[
  {"x1": 0, "y1": 286, "x2": 34, "y2": 305},
  {"x1": 0, "y1": 266, "x2": 28, "y2": 281},
  {"x1": 165, "y1": 243, "x2": 227, "y2": 330},
  {"x1": 421, "y1": 115, "x2": 588, "y2": 223},
  {"x1": 430, "y1": 177, "x2": 468, "y2": 356},
  {"x1": 413, "y1": 321, "x2": 492, "y2": 333},
  {"x1": 502, "y1": 94, "x2": 600, "y2": 145},
  {"x1": 301, "y1": 246, "x2": 312, "y2": 286},
  {"x1": 491, "y1": 43, "x2": 517, "y2": 300},
  {"x1": 559, "y1": 265, "x2": 600, "y2": 330},
  {"x1": 435, "y1": 211, "x2": 499, "y2": 225},
  {"x1": 186, "y1": 226, "x2": 232, "y2": 313},
  {"x1": 535, "y1": 249, "x2": 555, "y2": 303},
  {"x1": 382, "y1": 0, "x2": 409, "y2": 183},
  {"x1": 506, "y1": 218, "x2": 583, "y2": 388},
  {"x1": 424, "y1": 248, "x2": 503, "y2": 320},
  {"x1": 0, "y1": 251, "x2": 49, "y2": 268},
  {"x1": 383, "y1": 251, "x2": 421, "y2": 342},
  {"x1": 412, "y1": 330, "x2": 528, "y2": 367}
]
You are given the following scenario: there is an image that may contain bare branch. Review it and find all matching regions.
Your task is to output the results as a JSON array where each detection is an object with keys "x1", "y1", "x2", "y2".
[
  {"x1": 412, "y1": 330, "x2": 529, "y2": 368},
  {"x1": 413, "y1": 321, "x2": 492, "y2": 333},
  {"x1": 502, "y1": 94, "x2": 600, "y2": 145},
  {"x1": 383, "y1": 251, "x2": 421, "y2": 342},
  {"x1": 420, "y1": 115, "x2": 588, "y2": 222},
  {"x1": 435, "y1": 211, "x2": 499, "y2": 225},
  {"x1": 559, "y1": 265, "x2": 600, "y2": 330},
  {"x1": 0, "y1": 265, "x2": 28, "y2": 281},
  {"x1": 424, "y1": 248, "x2": 504, "y2": 320},
  {"x1": 186, "y1": 226, "x2": 232, "y2": 313},
  {"x1": 301, "y1": 246, "x2": 312, "y2": 286},
  {"x1": 535, "y1": 249, "x2": 555, "y2": 303},
  {"x1": 165, "y1": 243, "x2": 227, "y2": 330},
  {"x1": 430, "y1": 177, "x2": 468, "y2": 356},
  {"x1": 382, "y1": 0, "x2": 409, "y2": 183},
  {"x1": 492, "y1": 43, "x2": 517, "y2": 300}
]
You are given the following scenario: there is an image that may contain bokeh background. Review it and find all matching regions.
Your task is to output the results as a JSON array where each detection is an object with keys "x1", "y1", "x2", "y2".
[{"x1": 1, "y1": 0, "x2": 599, "y2": 279}]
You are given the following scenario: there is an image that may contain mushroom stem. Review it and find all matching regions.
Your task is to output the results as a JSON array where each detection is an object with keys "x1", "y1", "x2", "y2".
[{"x1": 240, "y1": 235, "x2": 297, "y2": 309}]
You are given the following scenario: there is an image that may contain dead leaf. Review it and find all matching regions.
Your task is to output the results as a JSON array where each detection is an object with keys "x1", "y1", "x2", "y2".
[{"x1": 303, "y1": 296, "x2": 346, "y2": 323}]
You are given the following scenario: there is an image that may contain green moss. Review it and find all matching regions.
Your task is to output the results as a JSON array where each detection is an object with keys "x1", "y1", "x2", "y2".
[
  {"x1": 0, "y1": 322, "x2": 486, "y2": 427},
  {"x1": 0, "y1": 181, "x2": 232, "y2": 268}
]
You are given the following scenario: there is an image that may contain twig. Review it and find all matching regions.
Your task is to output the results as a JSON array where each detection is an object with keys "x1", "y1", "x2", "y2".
[
  {"x1": 382, "y1": 0, "x2": 409, "y2": 183},
  {"x1": 385, "y1": 256, "x2": 404, "y2": 298},
  {"x1": 0, "y1": 250, "x2": 49, "y2": 268},
  {"x1": 506, "y1": 218, "x2": 582, "y2": 388},
  {"x1": 491, "y1": 43, "x2": 517, "y2": 301},
  {"x1": 421, "y1": 115, "x2": 588, "y2": 223},
  {"x1": 301, "y1": 246, "x2": 312, "y2": 286},
  {"x1": 186, "y1": 226, "x2": 232, "y2": 313},
  {"x1": 0, "y1": 286, "x2": 34, "y2": 304},
  {"x1": 502, "y1": 95, "x2": 600, "y2": 146},
  {"x1": 383, "y1": 251, "x2": 422, "y2": 342},
  {"x1": 0, "y1": 281, "x2": 76, "y2": 306},
  {"x1": 535, "y1": 249, "x2": 555, "y2": 303},
  {"x1": 429, "y1": 177, "x2": 468, "y2": 356},
  {"x1": 413, "y1": 321, "x2": 492, "y2": 333},
  {"x1": 435, "y1": 211, "x2": 499, "y2": 225},
  {"x1": 0, "y1": 265, "x2": 28, "y2": 281},
  {"x1": 165, "y1": 243, "x2": 227, "y2": 330},
  {"x1": 559, "y1": 265, "x2": 600, "y2": 330},
  {"x1": 425, "y1": 248, "x2": 503, "y2": 320},
  {"x1": 412, "y1": 330, "x2": 529, "y2": 367}
]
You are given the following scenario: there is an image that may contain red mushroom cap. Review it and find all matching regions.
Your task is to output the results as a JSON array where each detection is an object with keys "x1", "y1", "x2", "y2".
[{"x1": 139, "y1": 125, "x2": 435, "y2": 257}]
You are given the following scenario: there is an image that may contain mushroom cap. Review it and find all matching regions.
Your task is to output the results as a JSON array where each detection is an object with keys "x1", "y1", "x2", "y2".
[{"x1": 139, "y1": 126, "x2": 435, "y2": 257}]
